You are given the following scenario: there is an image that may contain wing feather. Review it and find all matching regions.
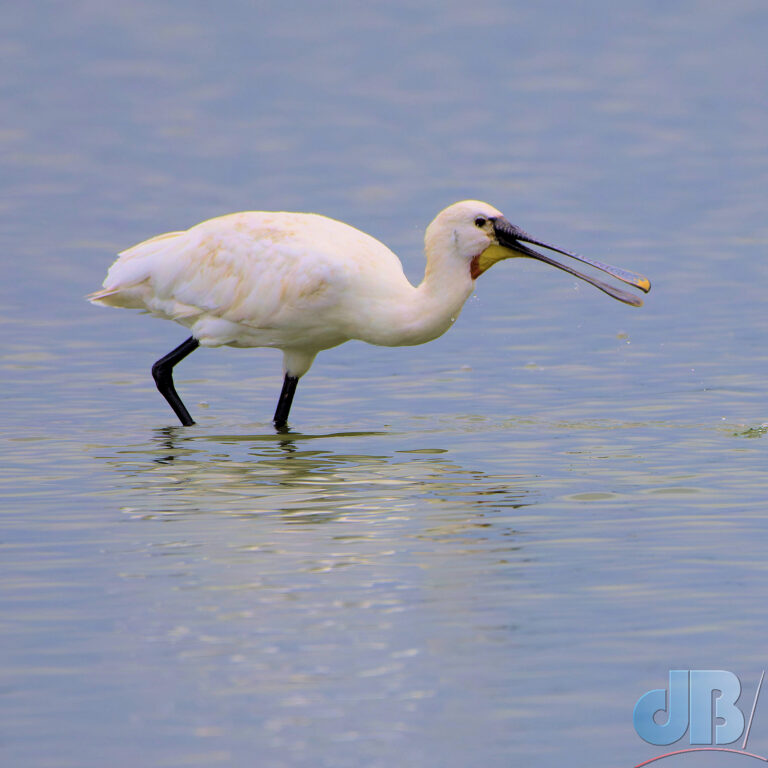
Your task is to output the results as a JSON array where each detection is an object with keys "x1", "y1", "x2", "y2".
[{"x1": 89, "y1": 211, "x2": 408, "y2": 347}]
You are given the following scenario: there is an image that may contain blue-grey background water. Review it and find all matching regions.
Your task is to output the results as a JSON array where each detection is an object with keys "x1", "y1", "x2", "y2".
[{"x1": 2, "y1": 1, "x2": 767, "y2": 766}]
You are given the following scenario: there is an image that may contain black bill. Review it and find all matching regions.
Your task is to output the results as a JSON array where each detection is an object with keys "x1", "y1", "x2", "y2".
[{"x1": 494, "y1": 218, "x2": 651, "y2": 307}]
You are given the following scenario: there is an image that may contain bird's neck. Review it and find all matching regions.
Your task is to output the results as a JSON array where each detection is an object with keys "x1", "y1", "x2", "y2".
[{"x1": 371, "y1": 257, "x2": 474, "y2": 347}]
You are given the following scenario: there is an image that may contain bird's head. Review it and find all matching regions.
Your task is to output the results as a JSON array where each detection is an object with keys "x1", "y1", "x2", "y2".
[{"x1": 426, "y1": 200, "x2": 651, "y2": 307}]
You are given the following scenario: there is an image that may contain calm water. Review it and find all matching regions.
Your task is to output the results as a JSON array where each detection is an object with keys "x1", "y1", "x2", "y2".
[{"x1": 2, "y1": 1, "x2": 768, "y2": 766}]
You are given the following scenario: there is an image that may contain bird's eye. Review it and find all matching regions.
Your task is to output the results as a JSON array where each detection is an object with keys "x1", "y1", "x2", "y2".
[{"x1": 474, "y1": 217, "x2": 487, "y2": 228}]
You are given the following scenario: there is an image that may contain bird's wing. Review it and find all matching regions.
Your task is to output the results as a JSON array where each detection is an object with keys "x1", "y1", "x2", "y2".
[
  {"x1": 90, "y1": 211, "x2": 404, "y2": 336},
  {"x1": 171, "y1": 213, "x2": 366, "y2": 329}
]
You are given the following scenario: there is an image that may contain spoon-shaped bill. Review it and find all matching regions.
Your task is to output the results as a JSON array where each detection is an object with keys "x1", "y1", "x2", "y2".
[{"x1": 494, "y1": 219, "x2": 651, "y2": 306}]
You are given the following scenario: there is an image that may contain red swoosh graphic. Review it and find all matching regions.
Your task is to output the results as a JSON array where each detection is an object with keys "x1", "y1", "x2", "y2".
[{"x1": 635, "y1": 747, "x2": 768, "y2": 767}]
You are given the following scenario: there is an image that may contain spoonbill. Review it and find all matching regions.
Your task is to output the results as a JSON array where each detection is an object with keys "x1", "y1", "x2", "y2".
[{"x1": 89, "y1": 200, "x2": 651, "y2": 427}]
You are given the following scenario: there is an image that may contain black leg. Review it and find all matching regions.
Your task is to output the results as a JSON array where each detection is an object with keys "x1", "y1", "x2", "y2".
[
  {"x1": 273, "y1": 374, "x2": 299, "y2": 428},
  {"x1": 151, "y1": 337, "x2": 200, "y2": 426}
]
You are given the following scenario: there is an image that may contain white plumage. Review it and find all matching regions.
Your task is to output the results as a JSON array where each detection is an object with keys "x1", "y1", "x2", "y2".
[{"x1": 89, "y1": 200, "x2": 650, "y2": 427}]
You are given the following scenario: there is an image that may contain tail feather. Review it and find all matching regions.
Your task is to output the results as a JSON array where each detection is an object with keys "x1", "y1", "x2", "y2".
[
  {"x1": 87, "y1": 280, "x2": 150, "y2": 309},
  {"x1": 88, "y1": 229, "x2": 187, "y2": 310}
]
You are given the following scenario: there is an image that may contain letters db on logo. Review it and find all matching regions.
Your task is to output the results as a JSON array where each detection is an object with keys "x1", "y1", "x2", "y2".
[{"x1": 634, "y1": 670, "x2": 761, "y2": 747}]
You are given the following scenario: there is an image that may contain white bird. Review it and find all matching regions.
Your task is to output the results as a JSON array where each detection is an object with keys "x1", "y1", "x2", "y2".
[{"x1": 89, "y1": 200, "x2": 651, "y2": 428}]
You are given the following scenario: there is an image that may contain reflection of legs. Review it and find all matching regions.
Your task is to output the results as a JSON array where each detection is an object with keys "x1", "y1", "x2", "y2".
[
  {"x1": 151, "y1": 337, "x2": 200, "y2": 426},
  {"x1": 273, "y1": 374, "x2": 299, "y2": 428}
]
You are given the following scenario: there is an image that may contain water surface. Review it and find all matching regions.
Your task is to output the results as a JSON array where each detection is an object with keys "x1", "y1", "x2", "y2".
[{"x1": 2, "y1": 2, "x2": 768, "y2": 766}]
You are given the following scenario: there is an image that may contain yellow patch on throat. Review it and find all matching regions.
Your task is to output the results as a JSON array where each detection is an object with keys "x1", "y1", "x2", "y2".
[{"x1": 470, "y1": 244, "x2": 514, "y2": 279}]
